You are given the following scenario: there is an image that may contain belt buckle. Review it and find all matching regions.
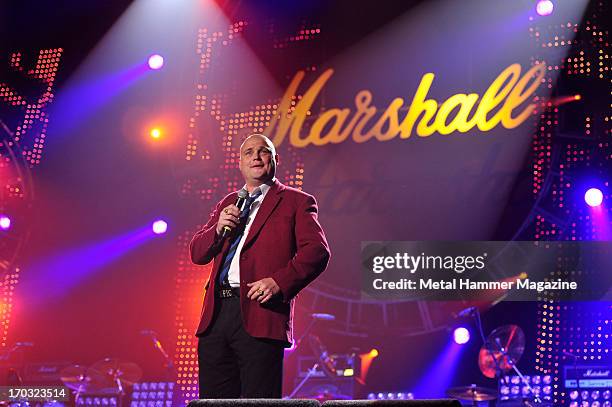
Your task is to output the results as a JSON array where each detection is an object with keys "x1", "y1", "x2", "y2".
[{"x1": 221, "y1": 288, "x2": 233, "y2": 298}]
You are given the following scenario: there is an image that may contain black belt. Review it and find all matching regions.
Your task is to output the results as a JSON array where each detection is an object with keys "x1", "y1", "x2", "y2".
[{"x1": 216, "y1": 286, "x2": 240, "y2": 299}]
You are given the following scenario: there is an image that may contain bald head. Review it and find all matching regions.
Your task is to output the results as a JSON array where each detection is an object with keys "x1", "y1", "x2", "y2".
[
  {"x1": 240, "y1": 134, "x2": 276, "y2": 155},
  {"x1": 239, "y1": 133, "x2": 279, "y2": 190}
]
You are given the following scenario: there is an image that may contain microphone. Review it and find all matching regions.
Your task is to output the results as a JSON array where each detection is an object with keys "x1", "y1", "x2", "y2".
[
  {"x1": 221, "y1": 189, "x2": 249, "y2": 239},
  {"x1": 311, "y1": 313, "x2": 335, "y2": 321},
  {"x1": 456, "y1": 306, "x2": 477, "y2": 318}
]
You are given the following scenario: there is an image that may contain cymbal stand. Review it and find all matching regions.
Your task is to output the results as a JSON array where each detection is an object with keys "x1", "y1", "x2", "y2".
[
  {"x1": 145, "y1": 332, "x2": 175, "y2": 380},
  {"x1": 285, "y1": 363, "x2": 319, "y2": 400},
  {"x1": 471, "y1": 308, "x2": 504, "y2": 397},
  {"x1": 494, "y1": 342, "x2": 541, "y2": 405},
  {"x1": 108, "y1": 368, "x2": 125, "y2": 407}
]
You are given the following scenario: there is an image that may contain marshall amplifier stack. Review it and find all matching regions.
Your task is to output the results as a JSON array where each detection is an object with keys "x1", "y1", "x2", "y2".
[{"x1": 564, "y1": 364, "x2": 612, "y2": 407}]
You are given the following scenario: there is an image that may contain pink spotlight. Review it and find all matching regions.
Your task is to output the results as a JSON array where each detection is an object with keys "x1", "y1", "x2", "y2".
[
  {"x1": 148, "y1": 54, "x2": 164, "y2": 70},
  {"x1": 453, "y1": 327, "x2": 470, "y2": 345},
  {"x1": 152, "y1": 220, "x2": 168, "y2": 235},
  {"x1": 0, "y1": 216, "x2": 11, "y2": 230},
  {"x1": 536, "y1": 0, "x2": 554, "y2": 16},
  {"x1": 585, "y1": 188, "x2": 603, "y2": 207}
]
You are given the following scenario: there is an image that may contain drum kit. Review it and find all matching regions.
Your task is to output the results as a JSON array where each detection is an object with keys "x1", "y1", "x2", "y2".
[
  {"x1": 289, "y1": 311, "x2": 534, "y2": 404},
  {"x1": 5, "y1": 316, "x2": 536, "y2": 405},
  {"x1": 0, "y1": 358, "x2": 141, "y2": 407},
  {"x1": 59, "y1": 358, "x2": 142, "y2": 405},
  {"x1": 446, "y1": 323, "x2": 540, "y2": 406}
]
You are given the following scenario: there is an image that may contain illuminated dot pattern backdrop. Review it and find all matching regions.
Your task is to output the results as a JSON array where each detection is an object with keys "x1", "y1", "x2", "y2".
[
  {"x1": 0, "y1": 49, "x2": 63, "y2": 167},
  {"x1": 0, "y1": 268, "x2": 21, "y2": 348},
  {"x1": 272, "y1": 25, "x2": 321, "y2": 49},
  {"x1": 527, "y1": 2, "x2": 611, "y2": 405},
  {"x1": 173, "y1": 232, "x2": 204, "y2": 401},
  {"x1": 172, "y1": 3, "x2": 610, "y2": 404},
  {"x1": 1, "y1": 48, "x2": 62, "y2": 352}
]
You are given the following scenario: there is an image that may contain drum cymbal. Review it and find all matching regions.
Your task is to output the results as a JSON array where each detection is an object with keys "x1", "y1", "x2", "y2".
[
  {"x1": 60, "y1": 364, "x2": 109, "y2": 392},
  {"x1": 447, "y1": 385, "x2": 497, "y2": 401},
  {"x1": 90, "y1": 358, "x2": 143, "y2": 386},
  {"x1": 479, "y1": 324, "x2": 525, "y2": 378}
]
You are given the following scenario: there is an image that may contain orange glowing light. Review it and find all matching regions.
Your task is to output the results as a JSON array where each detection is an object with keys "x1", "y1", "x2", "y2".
[
  {"x1": 150, "y1": 128, "x2": 162, "y2": 139},
  {"x1": 550, "y1": 95, "x2": 582, "y2": 107},
  {"x1": 359, "y1": 348, "x2": 380, "y2": 383}
]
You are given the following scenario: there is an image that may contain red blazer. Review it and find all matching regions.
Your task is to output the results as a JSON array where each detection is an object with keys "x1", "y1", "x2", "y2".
[{"x1": 190, "y1": 179, "x2": 330, "y2": 345}]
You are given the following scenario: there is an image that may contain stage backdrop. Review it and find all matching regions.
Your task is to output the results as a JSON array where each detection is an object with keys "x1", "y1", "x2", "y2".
[{"x1": 2, "y1": 0, "x2": 608, "y2": 405}]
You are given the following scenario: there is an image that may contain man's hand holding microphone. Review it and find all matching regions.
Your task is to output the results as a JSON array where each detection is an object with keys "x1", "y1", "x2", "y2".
[
  {"x1": 216, "y1": 204, "x2": 241, "y2": 237},
  {"x1": 216, "y1": 189, "x2": 249, "y2": 238}
]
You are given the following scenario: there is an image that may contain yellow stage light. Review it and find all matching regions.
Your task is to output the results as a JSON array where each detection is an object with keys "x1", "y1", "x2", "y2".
[{"x1": 150, "y1": 128, "x2": 162, "y2": 139}]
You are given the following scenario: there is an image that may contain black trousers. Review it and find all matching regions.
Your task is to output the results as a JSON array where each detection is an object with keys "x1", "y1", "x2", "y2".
[{"x1": 197, "y1": 295, "x2": 284, "y2": 399}]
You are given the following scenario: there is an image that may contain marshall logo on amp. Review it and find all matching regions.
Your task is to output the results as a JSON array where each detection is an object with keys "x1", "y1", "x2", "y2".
[
  {"x1": 584, "y1": 369, "x2": 611, "y2": 378},
  {"x1": 564, "y1": 365, "x2": 612, "y2": 389}
]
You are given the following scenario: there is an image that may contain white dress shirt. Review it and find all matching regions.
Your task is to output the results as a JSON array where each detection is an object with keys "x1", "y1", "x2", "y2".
[{"x1": 227, "y1": 180, "x2": 274, "y2": 287}]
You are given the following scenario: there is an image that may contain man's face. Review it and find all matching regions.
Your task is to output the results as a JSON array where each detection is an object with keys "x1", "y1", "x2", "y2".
[{"x1": 239, "y1": 136, "x2": 278, "y2": 186}]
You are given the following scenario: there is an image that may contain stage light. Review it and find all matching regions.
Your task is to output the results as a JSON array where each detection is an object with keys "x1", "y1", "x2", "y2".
[
  {"x1": 536, "y1": 0, "x2": 554, "y2": 16},
  {"x1": 148, "y1": 54, "x2": 164, "y2": 70},
  {"x1": 76, "y1": 396, "x2": 118, "y2": 406},
  {"x1": 585, "y1": 188, "x2": 603, "y2": 207},
  {"x1": 453, "y1": 327, "x2": 470, "y2": 344},
  {"x1": 551, "y1": 95, "x2": 583, "y2": 107},
  {"x1": 367, "y1": 392, "x2": 414, "y2": 400},
  {"x1": 0, "y1": 216, "x2": 11, "y2": 230},
  {"x1": 360, "y1": 348, "x2": 380, "y2": 384},
  {"x1": 150, "y1": 128, "x2": 162, "y2": 139},
  {"x1": 131, "y1": 382, "x2": 174, "y2": 406},
  {"x1": 152, "y1": 220, "x2": 168, "y2": 235}
]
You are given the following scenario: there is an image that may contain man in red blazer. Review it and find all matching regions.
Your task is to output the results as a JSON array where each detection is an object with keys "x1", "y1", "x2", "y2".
[{"x1": 190, "y1": 134, "x2": 330, "y2": 399}]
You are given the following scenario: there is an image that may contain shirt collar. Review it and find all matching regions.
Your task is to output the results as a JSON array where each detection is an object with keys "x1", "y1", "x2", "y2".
[{"x1": 243, "y1": 177, "x2": 275, "y2": 199}]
